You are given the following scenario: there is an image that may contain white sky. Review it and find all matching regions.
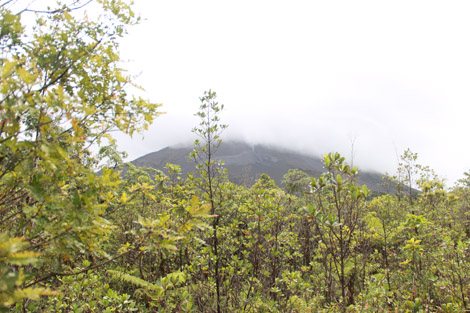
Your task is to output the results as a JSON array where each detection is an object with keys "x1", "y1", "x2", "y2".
[{"x1": 116, "y1": 0, "x2": 470, "y2": 185}]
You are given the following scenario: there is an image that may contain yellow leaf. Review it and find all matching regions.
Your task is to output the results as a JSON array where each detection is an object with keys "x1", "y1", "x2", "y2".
[
  {"x1": 2, "y1": 60, "x2": 17, "y2": 76},
  {"x1": 120, "y1": 192, "x2": 128, "y2": 204}
]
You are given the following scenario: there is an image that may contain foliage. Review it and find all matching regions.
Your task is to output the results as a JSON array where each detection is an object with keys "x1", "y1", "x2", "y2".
[
  {"x1": 23, "y1": 265, "x2": 144, "y2": 313},
  {"x1": 0, "y1": 0, "x2": 161, "y2": 310},
  {"x1": 282, "y1": 169, "x2": 310, "y2": 196},
  {"x1": 2, "y1": 1, "x2": 470, "y2": 312},
  {"x1": 0, "y1": 234, "x2": 54, "y2": 310}
]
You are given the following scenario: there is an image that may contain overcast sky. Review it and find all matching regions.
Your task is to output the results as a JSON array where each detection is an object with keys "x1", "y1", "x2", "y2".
[{"x1": 115, "y1": 0, "x2": 470, "y2": 185}]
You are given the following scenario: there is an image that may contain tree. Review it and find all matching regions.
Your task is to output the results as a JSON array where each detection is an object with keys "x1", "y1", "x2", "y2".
[
  {"x1": 309, "y1": 152, "x2": 369, "y2": 312},
  {"x1": 282, "y1": 169, "x2": 309, "y2": 196},
  {"x1": 190, "y1": 90, "x2": 227, "y2": 313},
  {"x1": 0, "y1": 0, "x2": 161, "y2": 308},
  {"x1": 397, "y1": 148, "x2": 419, "y2": 206}
]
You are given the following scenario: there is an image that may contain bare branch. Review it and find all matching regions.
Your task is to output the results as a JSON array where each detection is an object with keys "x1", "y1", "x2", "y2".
[{"x1": 16, "y1": 0, "x2": 93, "y2": 15}]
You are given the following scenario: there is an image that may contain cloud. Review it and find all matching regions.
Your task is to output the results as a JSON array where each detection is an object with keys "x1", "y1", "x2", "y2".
[{"x1": 115, "y1": 0, "x2": 470, "y2": 185}]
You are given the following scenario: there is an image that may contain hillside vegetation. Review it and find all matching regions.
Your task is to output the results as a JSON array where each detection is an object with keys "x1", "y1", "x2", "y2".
[{"x1": 1, "y1": 1, "x2": 470, "y2": 312}]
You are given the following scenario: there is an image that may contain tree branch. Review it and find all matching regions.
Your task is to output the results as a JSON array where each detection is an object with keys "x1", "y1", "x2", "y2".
[
  {"x1": 24, "y1": 244, "x2": 142, "y2": 288},
  {"x1": 16, "y1": 0, "x2": 93, "y2": 15}
]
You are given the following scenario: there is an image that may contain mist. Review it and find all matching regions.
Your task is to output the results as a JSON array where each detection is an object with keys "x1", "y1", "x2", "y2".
[{"x1": 114, "y1": 0, "x2": 470, "y2": 186}]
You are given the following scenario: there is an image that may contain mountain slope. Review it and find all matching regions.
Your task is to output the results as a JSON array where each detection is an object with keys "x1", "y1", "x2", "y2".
[{"x1": 130, "y1": 141, "x2": 389, "y2": 193}]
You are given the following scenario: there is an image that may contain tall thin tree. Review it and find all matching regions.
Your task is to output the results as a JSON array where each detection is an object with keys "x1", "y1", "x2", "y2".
[{"x1": 190, "y1": 90, "x2": 227, "y2": 313}]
